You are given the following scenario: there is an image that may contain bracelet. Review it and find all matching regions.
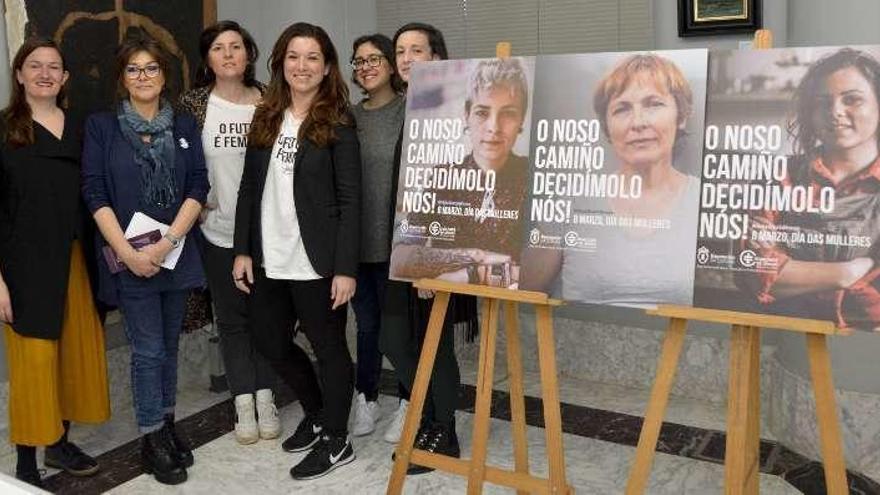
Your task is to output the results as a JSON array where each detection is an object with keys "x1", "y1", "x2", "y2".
[{"x1": 163, "y1": 232, "x2": 182, "y2": 249}]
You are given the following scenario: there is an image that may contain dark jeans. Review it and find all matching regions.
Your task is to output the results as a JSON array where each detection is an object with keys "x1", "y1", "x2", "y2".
[
  {"x1": 248, "y1": 269, "x2": 354, "y2": 436},
  {"x1": 380, "y1": 281, "x2": 459, "y2": 426},
  {"x1": 202, "y1": 241, "x2": 274, "y2": 396},
  {"x1": 350, "y1": 262, "x2": 388, "y2": 401},
  {"x1": 117, "y1": 289, "x2": 188, "y2": 432}
]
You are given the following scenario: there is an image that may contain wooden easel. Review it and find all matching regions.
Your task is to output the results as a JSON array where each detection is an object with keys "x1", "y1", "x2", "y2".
[
  {"x1": 625, "y1": 30, "x2": 850, "y2": 495},
  {"x1": 385, "y1": 279, "x2": 571, "y2": 495}
]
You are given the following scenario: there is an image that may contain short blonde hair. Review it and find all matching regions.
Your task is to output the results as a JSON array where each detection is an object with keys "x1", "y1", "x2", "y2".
[
  {"x1": 593, "y1": 54, "x2": 692, "y2": 138},
  {"x1": 465, "y1": 57, "x2": 529, "y2": 117}
]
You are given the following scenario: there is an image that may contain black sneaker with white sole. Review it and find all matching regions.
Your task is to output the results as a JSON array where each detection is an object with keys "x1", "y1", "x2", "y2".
[
  {"x1": 290, "y1": 434, "x2": 355, "y2": 480},
  {"x1": 282, "y1": 415, "x2": 323, "y2": 453}
]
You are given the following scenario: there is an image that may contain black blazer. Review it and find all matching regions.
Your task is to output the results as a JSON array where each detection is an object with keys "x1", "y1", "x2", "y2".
[
  {"x1": 234, "y1": 124, "x2": 361, "y2": 278},
  {"x1": 0, "y1": 120, "x2": 86, "y2": 339}
]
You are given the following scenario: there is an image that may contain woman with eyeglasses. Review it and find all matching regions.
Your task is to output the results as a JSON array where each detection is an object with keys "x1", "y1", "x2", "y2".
[
  {"x1": 347, "y1": 33, "x2": 407, "y2": 440},
  {"x1": 0, "y1": 37, "x2": 110, "y2": 489},
  {"x1": 81, "y1": 33, "x2": 208, "y2": 485}
]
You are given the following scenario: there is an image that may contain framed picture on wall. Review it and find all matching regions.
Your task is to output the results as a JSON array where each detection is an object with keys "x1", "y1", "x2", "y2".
[{"x1": 678, "y1": 0, "x2": 762, "y2": 37}]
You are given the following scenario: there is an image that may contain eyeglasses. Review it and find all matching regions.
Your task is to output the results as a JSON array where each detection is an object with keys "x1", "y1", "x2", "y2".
[
  {"x1": 350, "y1": 54, "x2": 385, "y2": 70},
  {"x1": 124, "y1": 64, "x2": 162, "y2": 79}
]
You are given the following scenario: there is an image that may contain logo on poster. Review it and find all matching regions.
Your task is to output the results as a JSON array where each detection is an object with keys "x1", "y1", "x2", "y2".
[
  {"x1": 529, "y1": 228, "x2": 541, "y2": 246},
  {"x1": 428, "y1": 221, "x2": 456, "y2": 240},
  {"x1": 696, "y1": 246, "x2": 710, "y2": 265},
  {"x1": 563, "y1": 231, "x2": 596, "y2": 251},
  {"x1": 739, "y1": 249, "x2": 757, "y2": 268},
  {"x1": 399, "y1": 219, "x2": 409, "y2": 234}
]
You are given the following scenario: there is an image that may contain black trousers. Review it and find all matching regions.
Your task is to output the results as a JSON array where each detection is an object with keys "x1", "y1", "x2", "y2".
[
  {"x1": 380, "y1": 281, "x2": 459, "y2": 426},
  {"x1": 202, "y1": 242, "x2": 275, "y2": 396},
  {"x1": 248, "y1": 268, "x2": 354, "y2": 436}
]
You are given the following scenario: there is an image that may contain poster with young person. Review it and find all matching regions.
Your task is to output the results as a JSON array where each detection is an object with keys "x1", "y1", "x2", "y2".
[
  {"x1": 389, "y1": 57, "x2": 536, "y2": 288},
  {"x1": 518, "y1": 50, "x2": 709, "y2": 308},
  {"x1": 693, "y1": 45, "x2": 880, "y2": 331}
]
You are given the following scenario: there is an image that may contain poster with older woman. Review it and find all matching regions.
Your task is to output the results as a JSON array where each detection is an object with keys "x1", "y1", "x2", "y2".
[
  {"x1": 390, "y1": 57, "x2": 535, "y2": 288},
  {"x1": 694, "y1": 45, "x2": 880, "y2": 331},
  {"x1": 519, "y1": 50, "x2": 708, "y2": 307}
]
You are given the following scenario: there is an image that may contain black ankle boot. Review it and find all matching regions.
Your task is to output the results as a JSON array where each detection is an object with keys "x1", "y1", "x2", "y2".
[
  {"x1": 142, "y1": 428, "x2": 187, "y2": 485},
  {"x1": 407, "y1": 422, "x2": 460, "y2": 475},
  {"x1": 164, "y1": 415, "x2": 194, "y2": 468},
  {"x1": 15, "y1": 468, "x2": 45, "y2": 489}
]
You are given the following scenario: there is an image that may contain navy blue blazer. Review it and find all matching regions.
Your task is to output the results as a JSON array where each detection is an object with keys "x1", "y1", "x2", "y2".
[{"x1": 81, "y1": 110, "x2": 209, "y2": 305}]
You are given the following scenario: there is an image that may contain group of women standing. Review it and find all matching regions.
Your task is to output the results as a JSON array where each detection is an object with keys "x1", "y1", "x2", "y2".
[{"x1": 0, "y1": 18, "x2": 466, "y2": 489}]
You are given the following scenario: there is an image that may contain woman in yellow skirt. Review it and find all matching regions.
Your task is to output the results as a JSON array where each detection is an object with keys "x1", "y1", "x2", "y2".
[{"x1": 0, "y1": 37, "x2": 110, "y2": 489}]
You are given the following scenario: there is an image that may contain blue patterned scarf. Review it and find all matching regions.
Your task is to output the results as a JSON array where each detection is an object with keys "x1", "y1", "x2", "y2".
[{"x1": 117, "y1": 99, "x2": 177, "y2": 209}]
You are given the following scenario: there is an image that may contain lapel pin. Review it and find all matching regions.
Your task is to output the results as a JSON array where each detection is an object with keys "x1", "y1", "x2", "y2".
[{"x1": 179, "y1": 138, "x2": 189, "y2": 149}]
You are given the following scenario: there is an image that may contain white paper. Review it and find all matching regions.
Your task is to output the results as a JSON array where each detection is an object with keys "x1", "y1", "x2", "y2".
[{"x1": 124, "y1": 212, "x2": 184, "y2": 270}]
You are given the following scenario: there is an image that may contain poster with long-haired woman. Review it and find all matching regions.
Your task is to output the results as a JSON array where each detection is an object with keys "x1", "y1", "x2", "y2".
[{"x1": 694, "y1": 45, "x2": 880, "y2": 332}]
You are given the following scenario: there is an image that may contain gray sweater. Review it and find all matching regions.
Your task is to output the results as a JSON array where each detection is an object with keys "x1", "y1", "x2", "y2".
[{"x1": 352, "y1": 95, "x2": 406, "y2": 262}]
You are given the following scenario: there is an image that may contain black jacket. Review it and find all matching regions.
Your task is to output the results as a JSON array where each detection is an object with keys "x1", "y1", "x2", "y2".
[
  {"x1": 234, "y1": 124, "x2": 361, "y2": 278},
  {"x1": 0, "y1": 120, "x2": 87, "y2": 339}
]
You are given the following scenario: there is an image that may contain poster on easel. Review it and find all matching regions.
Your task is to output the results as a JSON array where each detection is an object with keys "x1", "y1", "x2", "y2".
[
  {"x1": 519, "y1": 50, "x2": 709, "y2": 307},
  {"x1": 389, "y1": 57, "x2": 536, "y2": 289},
  {"x1": 693, "y1": 45, "x2": 880, "y2": 331}
]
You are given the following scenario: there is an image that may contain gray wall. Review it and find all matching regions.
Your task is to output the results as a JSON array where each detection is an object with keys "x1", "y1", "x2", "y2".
[{"x1": 788, "y1": 0, "x2": 880, "y2": 46}]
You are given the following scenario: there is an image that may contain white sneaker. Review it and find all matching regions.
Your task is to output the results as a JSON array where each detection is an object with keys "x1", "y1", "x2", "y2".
[
  {"x1": 255, "y1": 389, "x2": 282, "y2": 439},
  {"x1": 234, "y1": 393, "x2": 259, "y2": 444},
  {"x1": 351, "y1": 393, "x2": 379, "y2": 436},
  {"x1": 383, "y1": 398, "x2": 409, "y2": 443}
]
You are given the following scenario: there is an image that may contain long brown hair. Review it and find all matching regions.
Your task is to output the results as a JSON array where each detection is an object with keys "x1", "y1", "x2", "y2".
[
  {"x1": 249, "y1": 22, "x2": 351, "y2": 148},
  {"x1": 2, "y1": 37, "x2": 68, "y2": 148}
]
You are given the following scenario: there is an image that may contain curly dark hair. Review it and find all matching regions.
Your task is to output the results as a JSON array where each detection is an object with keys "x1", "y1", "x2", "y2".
[{"x1": 790, "y1": 48, "x2": 880, "y2": 157}]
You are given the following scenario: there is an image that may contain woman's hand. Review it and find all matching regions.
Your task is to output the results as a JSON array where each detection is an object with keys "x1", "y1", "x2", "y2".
[
  {"x1": 0, "y1": 279, "x2": 13, "y2": 323},
  {"x1": 121, "y1": 249, "x2": 160, "y2": 278},
  {"x1": 139, "y1": 241, "x2": 172, "y2": 267},
  {"x1": 331, "y1": 275, "x2": 356, "y2": 309},
  {"x1": 233, "y1": 255, "x2": 254, "y2": 294}
]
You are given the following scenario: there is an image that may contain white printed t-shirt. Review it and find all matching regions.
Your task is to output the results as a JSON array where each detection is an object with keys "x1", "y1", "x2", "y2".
[
  {"x1": 261, "y1": 110, "x2": 320, "y2": 280},
  {"x1": 200, "y1": 93, "x2": 255, "y2": 248}
]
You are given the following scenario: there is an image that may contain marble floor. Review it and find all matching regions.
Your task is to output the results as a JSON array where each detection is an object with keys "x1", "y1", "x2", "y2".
[
  {"x1": 10, "y1": 356, "x2": 877, "y2": 494},
  {"x1": 107, "y1": 397, "x2": 798, "y2": 495}
]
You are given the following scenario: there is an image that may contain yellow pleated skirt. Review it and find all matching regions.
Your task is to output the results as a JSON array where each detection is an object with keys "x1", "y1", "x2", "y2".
[{"x1": 4, "y1": 240, "x2": 110, "y2": 446}]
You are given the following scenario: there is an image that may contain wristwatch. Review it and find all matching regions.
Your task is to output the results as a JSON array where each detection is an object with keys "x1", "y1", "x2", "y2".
[{"x1": 163, "y1": 232, "x2": 182, "y2": 249}]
